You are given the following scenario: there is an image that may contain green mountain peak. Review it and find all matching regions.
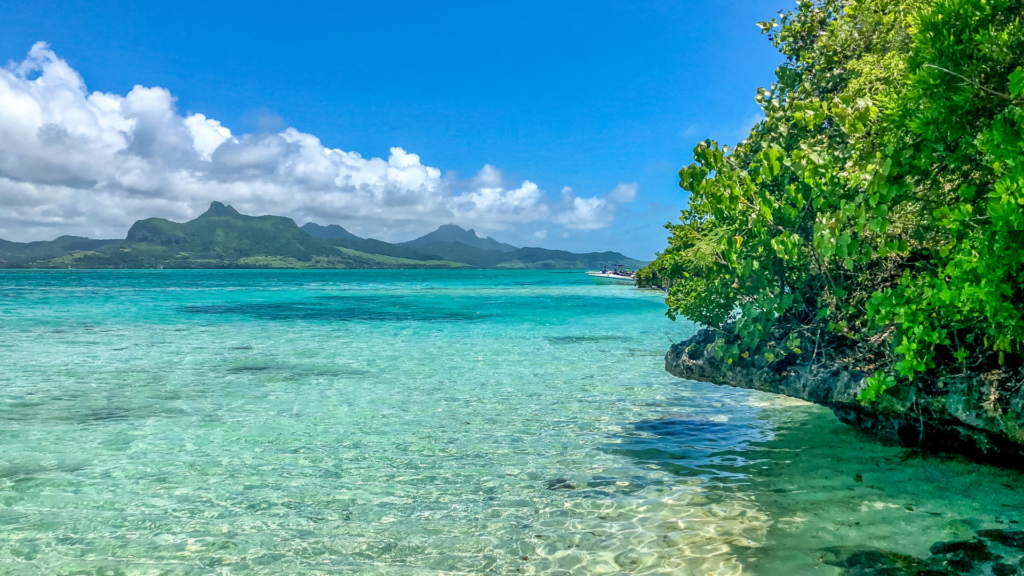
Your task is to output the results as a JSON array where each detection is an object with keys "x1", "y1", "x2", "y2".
[
  {"x1": 401, "y1": 223, "x2": 517, "y2": 253},
  {"x1": 199, "y1": 201, "x2": 243, "y2": 219}
]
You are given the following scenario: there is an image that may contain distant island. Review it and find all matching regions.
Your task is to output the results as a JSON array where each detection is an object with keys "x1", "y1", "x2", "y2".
[{"x1": 0, "y1": 202, "x2": 647, "y2": 270}]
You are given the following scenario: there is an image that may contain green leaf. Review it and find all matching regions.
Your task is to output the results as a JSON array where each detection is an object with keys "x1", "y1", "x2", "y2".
[{"x1": 1010, "y1": 67, "x2": 1024, "y2": 97}]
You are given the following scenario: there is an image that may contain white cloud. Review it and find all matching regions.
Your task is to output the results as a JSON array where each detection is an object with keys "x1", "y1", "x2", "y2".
[
  {"x1": 533, "y1": 229, "x2": 547, "y2": 240},
  {"x1": 548, "y1": 182, "x2": 635, "y2": 230},
  {"x1": 555, "y1": 196, "x2": 615, "y2": 230},
  {"x1": 473, "y1": 164, "x2": 503, "y2": 188},
  {"x1": 608, "y1": 182, "x2": 638, "y2": 203},
  {"x1": 450, "y1": 172, "x2": 550, "y2": 230},
  {"x1": 0, "y1": 43, "x2": 625, "y2": 242},
  {"x1": 184, "y1": 113, "x2": 232, "y2": 160}
]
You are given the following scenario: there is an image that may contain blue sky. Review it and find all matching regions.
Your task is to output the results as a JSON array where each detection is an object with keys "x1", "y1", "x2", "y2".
[{"x1": 0, "y1": 0, "x2": 782, "y2": 258}]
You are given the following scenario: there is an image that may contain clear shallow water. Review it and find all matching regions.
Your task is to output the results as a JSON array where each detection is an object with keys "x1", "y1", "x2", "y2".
[{"x1": 0, "y1": 269, "x2": 1022, "y2": 575}]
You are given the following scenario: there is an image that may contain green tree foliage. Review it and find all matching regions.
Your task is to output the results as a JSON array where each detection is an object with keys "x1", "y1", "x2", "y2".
[
  {"x1": 870, "y1": 0, "x2": 1024, "y2": 378},
  {"x1": 648, "y1": 0, "x2": 1024, "y2": 400}
]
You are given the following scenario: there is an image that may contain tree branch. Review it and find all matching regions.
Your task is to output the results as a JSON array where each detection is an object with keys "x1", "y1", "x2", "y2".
[{"x1": 923, "y1": 64, "x2": 1012, "y2": 100}]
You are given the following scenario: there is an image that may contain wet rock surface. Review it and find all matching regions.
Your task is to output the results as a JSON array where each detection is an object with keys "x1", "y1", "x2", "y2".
[{"x1": 665, "y1": 328, "x2": 1024, "y2": 469}]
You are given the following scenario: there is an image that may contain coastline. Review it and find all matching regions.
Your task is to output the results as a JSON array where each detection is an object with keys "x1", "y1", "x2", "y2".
[{"x1": 664, "y1": 328, "x2": 1024, "y2": 470}]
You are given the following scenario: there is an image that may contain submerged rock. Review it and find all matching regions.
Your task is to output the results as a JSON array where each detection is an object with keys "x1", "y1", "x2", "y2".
[
  {"x1": 991, "y1": 563, "x2": 1020, "y2": 576},
  {"x1": 545, "y1": 478, "x2": 576, "y2": 490},
  {"x1": 926, "y1": 540, "x2": 999, "y2": 573},
  {"x1": 979, "y1": 530, "x2": 1024, "y2": 551},
  {"x1": 819, "y1": 546, "x2": 925, "y2": 575},
  {"x1": 665, "y1": 328, "x2": 1024, "y2": 469},
  {"x1": 929, "y1": 539, "x2": 994, "y2": 558},
  {"x1": 819, "y1": 538, "x2": 1016, "y2": 576}
]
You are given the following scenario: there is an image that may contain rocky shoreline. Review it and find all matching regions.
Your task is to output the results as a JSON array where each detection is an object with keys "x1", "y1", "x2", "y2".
[{"x1": 666, "y1": 328, "x2": 1024, "y2": 470}]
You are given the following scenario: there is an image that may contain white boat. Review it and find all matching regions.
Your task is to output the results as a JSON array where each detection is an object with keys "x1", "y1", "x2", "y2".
[{"x1": 585, "y1": 267, "x2": 636, "y2": 285}]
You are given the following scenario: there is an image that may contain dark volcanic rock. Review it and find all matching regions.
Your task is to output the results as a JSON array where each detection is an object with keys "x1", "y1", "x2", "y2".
[{"x1": 665, "y1": 328, "x2": 1024, "y2": 469}]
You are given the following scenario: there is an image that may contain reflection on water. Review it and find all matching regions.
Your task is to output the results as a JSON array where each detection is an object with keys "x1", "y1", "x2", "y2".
[{"x1": 0, "y1": 269, "x2": 1021, "y2": 575}]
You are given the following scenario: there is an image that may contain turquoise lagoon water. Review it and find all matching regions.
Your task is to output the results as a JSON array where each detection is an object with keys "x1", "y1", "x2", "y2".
[{"x1": 1, "y1": 269, "x2": 1022, "y2": 575}]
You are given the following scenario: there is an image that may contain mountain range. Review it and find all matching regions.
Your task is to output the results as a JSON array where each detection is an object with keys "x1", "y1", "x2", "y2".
[{"x1": 0, "y1": 202, "x2": 646, "y2": 270}]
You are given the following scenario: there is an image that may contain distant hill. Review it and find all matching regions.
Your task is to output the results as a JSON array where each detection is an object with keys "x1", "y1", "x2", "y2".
[
  {"x1": 121, "y1": 202, "x2": 349, "y2": 263},
  {"x1": 404, "y1": 241, "x2": 507, "y2": 268},
  {"x1": 400, "y1": 224, "x2": 517, "y2": 253},
  {"x1": 389, "y1": 235, "x2": 647, "y2": 270},
  {"x1": 0, "y1": 203, "x2": 646, "y2": 270},
  {"x1": 495, "y1": 247, "x2": 646, "y2": 270},
  {"x1": 300, "y1": 221, "x2": 453, "y2": 262},
  {"x1": 300, "y1": 222, "x2": 361, "y2": 241},
  {"x1": 0, "y1": 202, "x2": 465, "y2": 269},
  {"x1": 325, "y1": 237, "x2": 447, "y2": 262},
  {"x1": 0, "y1": 236, "x2": 119, "y2": 264}
]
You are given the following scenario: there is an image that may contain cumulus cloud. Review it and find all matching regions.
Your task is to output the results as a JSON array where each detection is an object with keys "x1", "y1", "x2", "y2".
[
  {"x1": 183, "y1": 114, "x2": 231, "y2": 160},
  {"x1": 551, "y1": 182, "x2": 639, "y2": 230},
  {"x1": 0, "y1": 43, "x2": 627, "y2": 242},
  {"x1": 555, "y1": 196, "x2": 615, "y2": 230},
  {"x1": 608, "y1": 182, "x2": 638, "y2": 203},
  {"x1": 450, "y1": 175, "x2": 550, "y2": 229}
]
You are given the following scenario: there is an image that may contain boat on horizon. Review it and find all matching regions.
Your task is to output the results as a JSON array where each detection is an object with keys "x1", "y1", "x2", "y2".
[{"x1": 585, "y1": 265, "x2": 635, "y2": 285}]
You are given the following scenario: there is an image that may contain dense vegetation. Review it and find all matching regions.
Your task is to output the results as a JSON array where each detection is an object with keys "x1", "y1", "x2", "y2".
[{"x1": 642, "y1": 0, "x2": 1024, "y2": 404}]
